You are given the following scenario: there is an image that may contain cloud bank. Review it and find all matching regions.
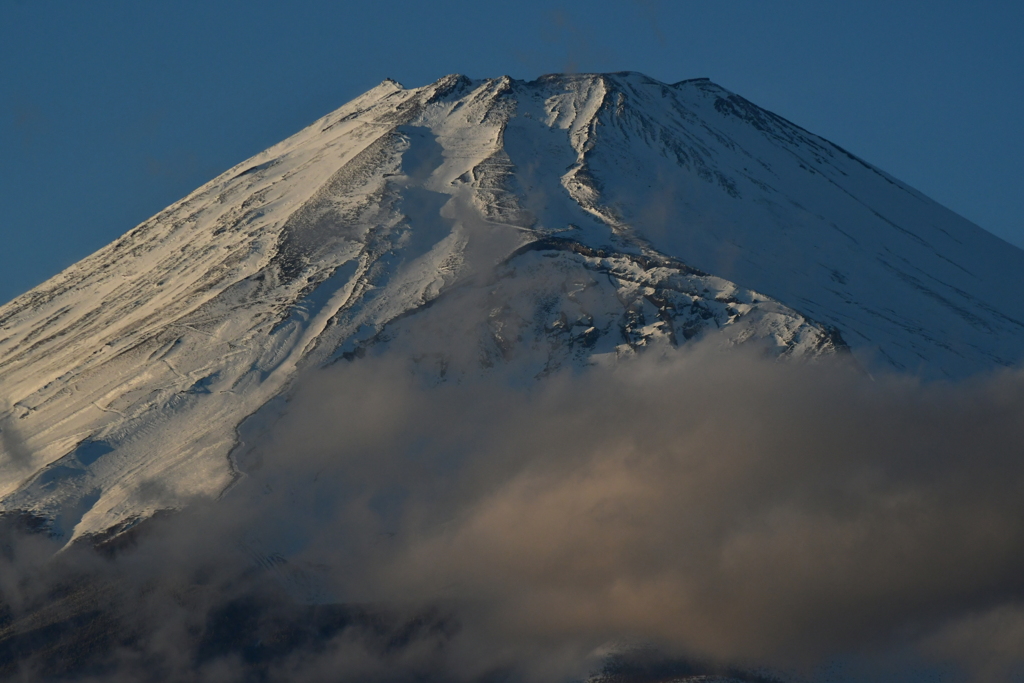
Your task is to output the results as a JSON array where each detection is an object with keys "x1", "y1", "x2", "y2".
[{"x1": 4, "y1": 344, "x2": 1024, "y2": 682}]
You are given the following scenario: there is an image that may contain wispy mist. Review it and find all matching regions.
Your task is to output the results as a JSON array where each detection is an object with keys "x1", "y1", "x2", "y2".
[{"x1": 4, "y1": 344, "x2": 1024, "y2": 681}]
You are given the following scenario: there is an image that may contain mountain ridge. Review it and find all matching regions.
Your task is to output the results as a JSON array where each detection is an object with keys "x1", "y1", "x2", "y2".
[{"x1": 1, "y1": 72, "x2": 1022, "y2": 541}]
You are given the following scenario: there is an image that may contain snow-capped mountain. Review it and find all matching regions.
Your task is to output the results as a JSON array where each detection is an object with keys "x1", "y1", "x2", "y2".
[{"x1": 1, "y1": 72, "x2": 1022, "y2": 541}]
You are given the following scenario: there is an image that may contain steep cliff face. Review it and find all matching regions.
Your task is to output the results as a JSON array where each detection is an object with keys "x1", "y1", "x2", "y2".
[{"x1": 0, "y1": 72, "x2": 1020, "y2": 541}]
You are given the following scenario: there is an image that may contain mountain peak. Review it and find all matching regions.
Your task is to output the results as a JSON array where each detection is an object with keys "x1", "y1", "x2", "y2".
[{"x1": 2, "y1": 72, "x2": 1023, "y2": 540}]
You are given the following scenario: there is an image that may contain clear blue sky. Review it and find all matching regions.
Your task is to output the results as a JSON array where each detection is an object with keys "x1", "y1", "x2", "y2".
[{"x1": 2, "y1": 0, "x2": 1022, "y2": 304}]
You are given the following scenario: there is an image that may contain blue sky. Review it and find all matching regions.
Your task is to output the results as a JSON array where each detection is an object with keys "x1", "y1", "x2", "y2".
[{"x1": 1, "y1": 0, "x2": 1022, "y2": 304}]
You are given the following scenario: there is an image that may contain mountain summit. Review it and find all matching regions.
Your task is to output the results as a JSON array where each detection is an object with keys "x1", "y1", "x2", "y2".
[{"x1": 2, "y1": 72, "x2": 1023, "y2": 540}]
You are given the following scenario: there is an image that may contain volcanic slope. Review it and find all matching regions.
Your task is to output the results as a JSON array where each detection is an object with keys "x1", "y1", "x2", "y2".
[{"x1": 1, "y1": 72, "x2": 1022, "y2": 541}]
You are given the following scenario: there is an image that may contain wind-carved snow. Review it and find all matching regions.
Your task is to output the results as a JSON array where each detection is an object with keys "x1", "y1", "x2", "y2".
[{"x1": 1, "y1": 72, "x2": 1022, "y2": 541}]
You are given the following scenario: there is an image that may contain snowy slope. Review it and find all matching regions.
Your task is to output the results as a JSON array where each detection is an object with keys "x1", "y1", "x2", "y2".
[
  {"x1": 558, "y1": 73, "x2": 1024, "y2": 376},
  {"x1": 0, "y1": 73, "x2": 1021, "y2": 541}
]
